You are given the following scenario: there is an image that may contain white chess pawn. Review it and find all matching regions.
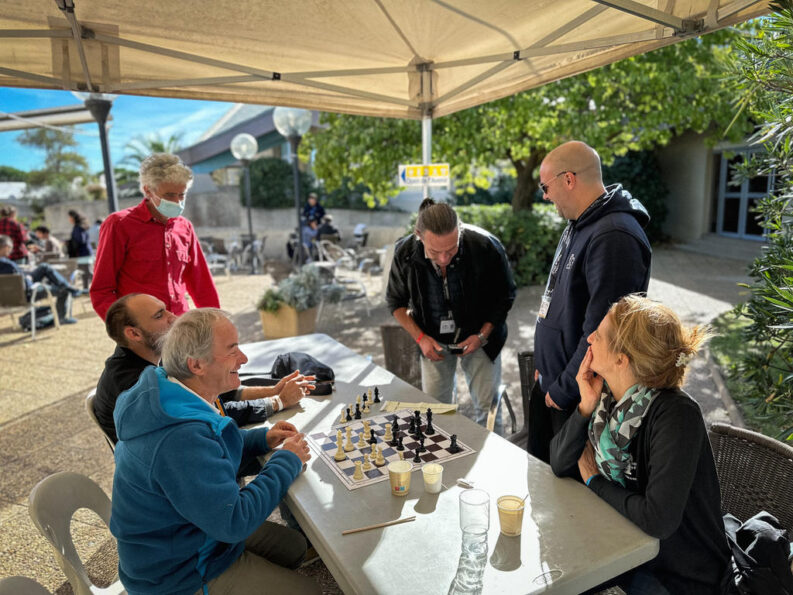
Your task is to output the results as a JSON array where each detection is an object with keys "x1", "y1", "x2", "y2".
[
  {"x1": 339, "y1": 409, "x2": 346, "y2": 424},
  {"x1": 334, "y1": 430, "x2": 346, "y2": 462},
  {"x1": 362, "y1": 452, "x2": 372, "y2": 471},
  {"x1": 357, "y1": 431, "x2": 366, "y2": 450},
  {"x1": 363, "y1": 420, "x2": 371, "y2": 436},
  {"x1": 383, "y1": 423, "x2": 393, "y2": 443},
  {"x1": 363, "y1": 400, "x2": 371, "y2": 413},
  {"x1": 344, "y1": 427, "x2": 355, "y2": 452},
  {"x1": 352, "y1": 461, "x2": 364, "y2": 480},
  {"x1": 374, "y1": 445, "x2": 386, "y2": 467}
]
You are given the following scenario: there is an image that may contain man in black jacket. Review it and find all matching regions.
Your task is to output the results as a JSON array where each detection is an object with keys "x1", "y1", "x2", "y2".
[
  {"x1": 386, "y1": 199, "x2": 516, "y2": 433},
  {"x1": 529, "y1": 141, "x2": 652, "y2": 462},
  {"x1": 94, "y1": 293, "x2": 313, "y2": 443}
]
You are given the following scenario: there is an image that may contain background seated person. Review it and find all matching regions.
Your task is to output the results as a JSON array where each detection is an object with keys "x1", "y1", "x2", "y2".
[
  {"x1": 316, "y1": 214, "x2": 341, "y2": 241},
  {"x1": 111, "y1": 308, "x2": 320, "y2": 594},
  {"x1": 550, "y1": 295, "x2": 730, "y2": 594},
  {"x1": 0, "y1": 234, "x2": 81, "y2": 324},
  {"x1": 32, "y1": 225, "x2": 63, "y2": 255},
  {"x1": 95, "y1": 293, "x2": 314, "y2": 443}
]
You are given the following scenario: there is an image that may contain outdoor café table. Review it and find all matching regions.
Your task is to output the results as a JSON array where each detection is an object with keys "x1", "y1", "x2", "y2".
[{"x1": 241, "y1": 333, "x2": 659, "y2": 595}]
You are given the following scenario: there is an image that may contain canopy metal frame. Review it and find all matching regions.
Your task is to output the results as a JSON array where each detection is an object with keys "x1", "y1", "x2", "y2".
[{"x1": 0, "y1": 0, "x2": 766, "y2": 121}]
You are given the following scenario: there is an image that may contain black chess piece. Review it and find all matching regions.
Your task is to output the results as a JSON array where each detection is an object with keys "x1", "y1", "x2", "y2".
[
  {"x1": 396, "y1": 436, "x2": 405, "y2": 451},
  {"x1": 346, "y1": 407, "x2": 352, "y2": 422},
  {"x1": 362, "y1": 392, "x2": 368, "y2": 405},
  {"x1": 354, "y1": 403, "x2": 362, "y2": 420},
  {"x1": 373, "y1": 387, "x2": 381, "y2": 403},
  {"x1": 416, "y1": 424, "x2": 424, "y2": 440},
  {"x1": 389, "y1": 429, "x2": 399, "y2": 448},
  {"x1": 408, "y1": 417, "x2": 416, "y2": 435},
  {"x1": 413, "y1": 449, "x2": 422, "y2": 463},
  {"x1": 448, "y1": 434, "x2": 461, "y2": 454},
  {"x1": 418, "y1": 436, "x2": 426, "y2": 453},
  {"x1": 414, "y1": 409, "x2": 421, "y2": 424},
  {"x1": 369, "y1": 429, "x2": 378, "y2": 445},
  {"x1": 425, "y1": 409, "x2": 435, "y2": 435},
  {"x1": 391, "y1": 417, "x2": 399, "y2": 436}
]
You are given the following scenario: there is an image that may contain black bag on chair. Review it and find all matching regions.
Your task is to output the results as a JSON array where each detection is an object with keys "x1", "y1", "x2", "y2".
[
  {"x1": 19, "y1": 306, "x2": 55, "y2": 331},
  {"x1": 271, "y1": 352, "x2": 335, "y2": 395}
]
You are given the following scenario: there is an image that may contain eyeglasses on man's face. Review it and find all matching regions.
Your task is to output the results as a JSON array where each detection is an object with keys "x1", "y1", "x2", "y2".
[{"x1": 539, "y1": 170, "x2": 576, "y2": 194}]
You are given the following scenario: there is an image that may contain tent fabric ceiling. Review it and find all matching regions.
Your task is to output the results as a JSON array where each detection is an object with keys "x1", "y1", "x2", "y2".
[{"x1": 0, "y1": 0, "x2": 770, "y2": 120}]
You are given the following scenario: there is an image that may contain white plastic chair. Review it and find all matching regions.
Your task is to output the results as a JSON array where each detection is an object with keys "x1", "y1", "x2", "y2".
[
  {"x1": 28, "y1": 472, "x2": 126, "y2": 595},
  {"x1": 0, "y1": 576, "x2": 51, "y2": 595},
  {"x1": 0, "y1": 274, "x2": 61, "y2": 338},
  {"x1": 85, "y1": 389, "x2": 115, "y2": 452}
]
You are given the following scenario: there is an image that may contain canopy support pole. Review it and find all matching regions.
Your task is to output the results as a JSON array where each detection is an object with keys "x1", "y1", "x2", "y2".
[{"x1": 422, "y1": 116, "x2": 432, "y2": 199}]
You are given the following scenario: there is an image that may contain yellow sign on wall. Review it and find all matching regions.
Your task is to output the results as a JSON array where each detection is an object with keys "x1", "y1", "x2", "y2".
[{"x1": 398, "y1": 163, "x2": 450, "y2": 186}]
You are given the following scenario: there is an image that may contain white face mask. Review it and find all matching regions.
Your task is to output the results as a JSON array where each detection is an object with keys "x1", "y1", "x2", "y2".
[{"x1": 150, "y1": 193, "x2": 185, "y2": 219}]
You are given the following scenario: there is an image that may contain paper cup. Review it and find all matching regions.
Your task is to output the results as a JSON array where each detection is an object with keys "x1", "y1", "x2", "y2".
[
  {"x1": 421, "y1": 463, "x2": 443, "y2": 494},
  {"x1": 497, "y1": 495, "x2": 525, "y2": 536},
  {"x1": 388, "y1": 460, "x2": 413, "y2": 497}
]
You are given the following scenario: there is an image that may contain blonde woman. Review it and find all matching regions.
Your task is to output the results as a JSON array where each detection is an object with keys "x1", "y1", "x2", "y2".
[{"x1": 550, "y1": 295, "x2": 729, "y2": 594}]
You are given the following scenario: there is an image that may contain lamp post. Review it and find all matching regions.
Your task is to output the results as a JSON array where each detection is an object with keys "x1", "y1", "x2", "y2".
[
  {"x1": 230, "y1": 132, "x2": 259, "y2": 274},
  {"x1": 73, "y1": 91, "x2": 119, "y2": 213},
  {"x1": 273, "y1": 107, "x2": 312, "y2": 267}
]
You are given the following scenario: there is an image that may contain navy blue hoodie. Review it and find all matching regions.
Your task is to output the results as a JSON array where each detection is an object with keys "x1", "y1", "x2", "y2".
[
  {"x1": 110, "y1": 366, "x2": 302, "y2": 595},
  {"x1": 534, "y1": 184, "x2": 651, "y2": 410}
]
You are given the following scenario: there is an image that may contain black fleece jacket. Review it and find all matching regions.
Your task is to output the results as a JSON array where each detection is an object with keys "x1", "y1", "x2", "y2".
[
  {"x1": 385, "y1": 224, "x2": 516, "y2": 361},
  {"x1": 535, "y1": 184, "x2": 651, "y2": 410},
  {"x1": 550, "y1": 389, "x2": 730, "y2": 594}
]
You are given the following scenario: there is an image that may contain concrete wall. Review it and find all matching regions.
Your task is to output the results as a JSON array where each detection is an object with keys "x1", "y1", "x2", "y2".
[
  {"x1": 656, "y1": 131, "x2": 715, "y2": 242},
  {"x1": 44, "y1": 193, "x2": 411, "y2": 259}
]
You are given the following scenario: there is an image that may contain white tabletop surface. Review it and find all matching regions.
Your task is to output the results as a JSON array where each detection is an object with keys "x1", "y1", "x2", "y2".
[{"x1": 241, "y1": 334, "x2": 658, "y2": 595}]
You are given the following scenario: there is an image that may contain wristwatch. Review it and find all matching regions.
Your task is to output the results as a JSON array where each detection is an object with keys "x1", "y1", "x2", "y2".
[{"x1": 477, "y1": 332, "x2": 488, "y2": 347}]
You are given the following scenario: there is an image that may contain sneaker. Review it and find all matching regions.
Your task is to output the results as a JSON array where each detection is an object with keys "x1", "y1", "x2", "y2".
[
  {"x1": 61, "y1": 317, "x2": 78, "y2": 324},
  {"x1": 69, "y1": 287, "x2": 87, "y2": 297}
]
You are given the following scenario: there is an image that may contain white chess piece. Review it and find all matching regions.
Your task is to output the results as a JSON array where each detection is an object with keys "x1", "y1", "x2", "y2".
[
  {"x1": 374, "y1": 445, "x2": 386, "y2": 467},
  {"x1": 352, "y1": 461, "x2": 364, "y2": 480},
  {"x1": 362, "y1": 452, "x2": 372, "y2": 471},
  {"x1": 344, "y1": 426, "x2": 354, "y2": 452},
  {"x1": 383, "y1": 423, "x2": 393, "y2": 443},
  {"x1": 363, "y1": 420, "x2": 371, "y2": 436},
  {"x1": 357, "y1": 431, "x2": 366, "y2": 450},
  {"x1": 339, "y1": 409, "x2": 346, "y2": 424},
  {"x1": 334, "y1": 430, "x2": 346, "y2": 462}
]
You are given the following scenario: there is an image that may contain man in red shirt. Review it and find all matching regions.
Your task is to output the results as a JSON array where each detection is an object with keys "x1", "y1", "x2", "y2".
[{"x1": 90, "y1": 153, "x2": 220, "y2": 320}]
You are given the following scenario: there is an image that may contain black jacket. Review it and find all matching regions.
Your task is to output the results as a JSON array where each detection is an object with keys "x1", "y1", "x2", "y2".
[
  {"x1": 550, "y1": 389, "x2": 731, "y2": 594},
  {"x1": 385, "y1": 224, "x2": 516, "y2": 361},
  {"x1": 535, "y1": 184, "x2": 651, "y2": 410}
]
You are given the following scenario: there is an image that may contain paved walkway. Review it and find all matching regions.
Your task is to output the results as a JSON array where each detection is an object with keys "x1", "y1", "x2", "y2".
[{"x1": 0, "y1": 235, "x2": 758, "y2": 591}]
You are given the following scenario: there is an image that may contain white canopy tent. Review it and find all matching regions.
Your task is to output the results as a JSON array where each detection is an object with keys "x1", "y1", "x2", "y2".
[{"x1": 0, "y1": 0, "x2": 769, "y2": 120}]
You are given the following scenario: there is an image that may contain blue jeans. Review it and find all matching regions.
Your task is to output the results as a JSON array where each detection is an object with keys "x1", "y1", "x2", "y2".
[
  {"x1": 421, "y1": 346, "x2": 503, "y2": 434},
  {"x1": 28, "y1": 264, "x2": 73, "y2": 320}
]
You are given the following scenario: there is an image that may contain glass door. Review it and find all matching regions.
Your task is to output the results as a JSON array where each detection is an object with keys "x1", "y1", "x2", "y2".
[{"x1": 716, "y1": 151, "x2": 774, "y2": 240}]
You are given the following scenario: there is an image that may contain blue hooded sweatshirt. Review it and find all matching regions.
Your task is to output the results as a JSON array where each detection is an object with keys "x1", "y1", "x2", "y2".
[
  {"x1": 534, "y1": 184, "x2": 652, "y2": 410},
  {"x1": 110, "y1": 366, "x2": 302, "y2": 595}
]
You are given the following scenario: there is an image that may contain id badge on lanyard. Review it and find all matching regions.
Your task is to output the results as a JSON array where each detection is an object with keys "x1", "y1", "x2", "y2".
[{"x1": 440, "y1": 274, "x2": 457, "y2": 334}]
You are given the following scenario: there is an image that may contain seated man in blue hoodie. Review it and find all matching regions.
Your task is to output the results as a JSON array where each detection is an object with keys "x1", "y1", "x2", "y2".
[{"x1": 110, "y1": 308, "x2": 320, "y2": 595}]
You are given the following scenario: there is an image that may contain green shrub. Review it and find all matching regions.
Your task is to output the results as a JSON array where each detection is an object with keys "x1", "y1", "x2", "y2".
[
  {"x1": 257, "y1": 265, "x2": 344, "y2": 312},
  {"x1": 409, "y1": 203, "x2": 566, "y2": 287},
  {"x1": 246, "y1": 157, "x2": 315, "y2": 209}
]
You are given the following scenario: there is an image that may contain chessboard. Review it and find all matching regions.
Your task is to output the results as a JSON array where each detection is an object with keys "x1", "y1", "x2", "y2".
[{"x1": 307, "y1": 408, "x2": 475, "y2": 491}]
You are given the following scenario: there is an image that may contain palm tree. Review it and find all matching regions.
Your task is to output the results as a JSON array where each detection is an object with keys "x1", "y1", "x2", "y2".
[{"x1": 119, "y1": 132, "x2": 184, "y2": 169}]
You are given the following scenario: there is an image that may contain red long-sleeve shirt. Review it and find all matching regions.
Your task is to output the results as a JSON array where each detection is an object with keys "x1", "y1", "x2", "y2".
[{"x1": 90, "y1": 200, "x2": 220, "y2": 320}]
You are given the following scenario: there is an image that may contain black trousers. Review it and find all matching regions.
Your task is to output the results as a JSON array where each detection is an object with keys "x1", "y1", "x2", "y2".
[{"x1": 526, "y1": 381, "x2": 573, "y2": 464}]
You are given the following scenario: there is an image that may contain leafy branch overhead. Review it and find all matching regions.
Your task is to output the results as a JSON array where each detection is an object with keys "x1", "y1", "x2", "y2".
[{"x1": 303, "y1": 28, "x2": 750, "y2": 211}]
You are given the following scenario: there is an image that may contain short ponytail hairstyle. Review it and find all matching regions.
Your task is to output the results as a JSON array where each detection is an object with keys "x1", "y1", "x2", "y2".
[
  {"x1": 414, "y1": 198, "x2": 460, "y2": 237},
  {"x1": 606, "y1": 294, "x2": 711, "y2": 389}
]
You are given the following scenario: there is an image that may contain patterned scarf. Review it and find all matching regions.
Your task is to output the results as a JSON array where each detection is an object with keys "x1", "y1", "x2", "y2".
[{"x1": 588, "y1": 384, "x2": 659, "y2": 486}]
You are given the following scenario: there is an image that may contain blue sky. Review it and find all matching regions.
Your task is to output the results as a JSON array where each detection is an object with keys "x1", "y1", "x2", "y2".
[{"x1": 0, "y1": 87, "x2": 232, "y2": 174}]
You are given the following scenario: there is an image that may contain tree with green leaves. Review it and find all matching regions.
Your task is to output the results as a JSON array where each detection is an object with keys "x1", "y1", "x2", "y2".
[
  {"x1": 119, "y1": 132, "x2": 184, "y2": 169},
  {"x1": 17, "y1": 128, "x2": 88, "y2": 187},
  {"x1": 0, "y1": 165, "x2": 28, "y2": 182},
  {"x1": 726, "y1": 1, "x2": 793, "y2": 439},
  {"x1": 246, "y1": 157, "x2": 314, "y2": 208},
  {"x1": 304, "y1": 29, "x2": 749, "y2": 211}
]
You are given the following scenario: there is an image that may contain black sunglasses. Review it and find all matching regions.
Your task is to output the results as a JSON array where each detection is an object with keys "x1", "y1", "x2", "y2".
[{"x1": 539, "y1": 170, "x2": 575, "y2": 194}]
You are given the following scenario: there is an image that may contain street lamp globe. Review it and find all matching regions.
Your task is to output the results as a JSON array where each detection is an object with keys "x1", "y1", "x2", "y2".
[
  {"x1": 273, "y1": 107, "x2": 312, "y2": 138},
  {"x1": 230, "y1": 133, "x2": 258, "y2": 161}
]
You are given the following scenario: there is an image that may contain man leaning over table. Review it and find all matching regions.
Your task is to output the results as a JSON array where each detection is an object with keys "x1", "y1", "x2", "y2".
[
  {"x1": 94, "y1": 293, "x2": 314, "y2": 444},
  {"x1": 90, "y1": 153, "x2": 219, "y2": 320},
  {"x1": 111, "y1": 307, "x2": 321, "y2": 595}
]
